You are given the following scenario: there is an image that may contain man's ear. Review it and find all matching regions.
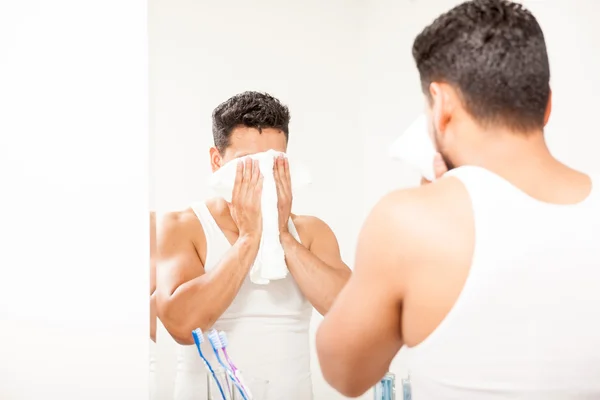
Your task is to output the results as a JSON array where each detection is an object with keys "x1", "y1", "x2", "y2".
[
  {"x1": 429, "y1": 82, "x2": 454, "y2": 139},
  {"x1": 543, "y1": 89, "x2": 552, "y2": 126},
  {"x1": 209, "y1": 147, "x2": 222, "y2": 173}
]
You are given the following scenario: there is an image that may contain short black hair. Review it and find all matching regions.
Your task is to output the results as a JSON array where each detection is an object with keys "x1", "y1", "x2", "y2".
[
  {"x1": 412, "y1": 0, "x2": 550, "y2": 132},
  {"x1": 212, "y1": 91, "x2": 291, "y2": 152}
]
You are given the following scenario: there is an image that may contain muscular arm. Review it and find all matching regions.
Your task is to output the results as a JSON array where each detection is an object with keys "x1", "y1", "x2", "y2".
[
  {"x1": 150, "y1": 211, "x2": 157, "y2": 342},
  {"x1": 316, "y1": 192, "x2": 416, "y2": 397},
  {"x1": 281, "y1": 217, "x2": 350, "y2": 316},
  {"x1": 317, "y1": 176, "x2": 473, "y2": 397},
  {"x1": 155, "y1": 210, "x2": 260, "y2": 345}
]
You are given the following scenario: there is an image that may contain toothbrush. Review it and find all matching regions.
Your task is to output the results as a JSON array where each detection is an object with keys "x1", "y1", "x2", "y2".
[
  {"x1": 207, "y1": 329, "x2": 250, "y2": 400},
  {"x1": 206, "y1": 330, "x2": 234, "y2": 399},
  {"x1": 219, "y1": 331, "x2": 253, "y2": 400},
  {"x1": 191, "y1": 328, "x2": 227, "y2": 400}
]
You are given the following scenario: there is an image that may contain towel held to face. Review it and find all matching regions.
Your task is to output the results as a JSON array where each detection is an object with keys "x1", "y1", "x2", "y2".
[
  {"x1": 389, "y1": 114, "x2": 438, "y2": 182},
  {"x1": 208, "y1": 149, "x2": 312, "y2": 284}
]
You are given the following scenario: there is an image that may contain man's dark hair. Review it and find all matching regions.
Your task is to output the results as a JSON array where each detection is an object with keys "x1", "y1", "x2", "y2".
[
  {"x1": 212, "y1": 91, "x2": 291, "y2": 152},
  {"x1": 412, "y1": 0, "x2": 550, "y2": 132}
]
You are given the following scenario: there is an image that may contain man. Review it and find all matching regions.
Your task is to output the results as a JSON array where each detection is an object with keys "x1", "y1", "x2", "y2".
[
  {"x1": 317, "y1": 1, "x2": 600, "y2": 399},
  {"x1": 149, "y1": 211, "x2": 157, "y2": 400},
  {"x1": 150, "y1": 211, "x2": 156, "y2": 343},
  {"x1": 155, "y1": 91, "x2": 350, "y2": 400}
]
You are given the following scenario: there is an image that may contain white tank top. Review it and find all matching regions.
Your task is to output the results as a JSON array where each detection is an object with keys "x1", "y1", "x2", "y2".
[
  {"x1": 404, "y1": 166, "x2": 600, "y2": 400},
  {"x1": 173, "y1": 202, "x2": 313, "y2": 400}
]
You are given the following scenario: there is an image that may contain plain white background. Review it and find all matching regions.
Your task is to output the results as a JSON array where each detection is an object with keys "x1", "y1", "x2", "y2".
[
  {"x1": 150, "y1": 1, "x2": 600, "y2": 399},
  {"x1": 2, "y1": 0, "x2": 600, "y2": 399},
  {"x1": 1, "y1": 1, "x2": 149, "y2": 399}
]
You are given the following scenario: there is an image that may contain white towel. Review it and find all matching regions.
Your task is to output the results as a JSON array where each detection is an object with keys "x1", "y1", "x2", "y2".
[
  {"x1": 208, "y1": 149, "x2": 312, "y2": 284},
  {"x1": 389, "y1": 114, "x2": 438, "y2": 182}
]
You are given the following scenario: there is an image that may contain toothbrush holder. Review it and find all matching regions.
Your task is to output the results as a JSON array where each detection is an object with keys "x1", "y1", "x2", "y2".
[{"x1": 373, "y1": 372, "x2": 396, "y2": 400}]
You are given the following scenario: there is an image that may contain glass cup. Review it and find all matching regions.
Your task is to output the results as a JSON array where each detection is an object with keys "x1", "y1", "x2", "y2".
[
  {"x1": 401, "y1": 375, "x2": 412, "y2": 400},
  {"x1": 231, "y1": 375, "x2": 269, "y2": 400},
  {"x1": 373, "y1": 372, "x2": 396, "y2": 400},
  {"x1": 207, "y1": 368, "x2": 232, "y2": 400},
  {"x1": 207, "y1": 369, "x2": 269, "y2": 400}
]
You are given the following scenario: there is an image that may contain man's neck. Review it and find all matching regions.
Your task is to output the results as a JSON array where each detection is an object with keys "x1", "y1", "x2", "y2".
[
  {"x1": 453, "y1": 131, "x2": 559, "y2": 179},
  {"x1": 451, "y1": 131, "x2": 593, "y2": 205}
]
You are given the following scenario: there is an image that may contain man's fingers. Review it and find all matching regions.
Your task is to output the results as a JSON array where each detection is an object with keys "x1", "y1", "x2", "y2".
[
  {"x1": 232, "y1": 160, "x2": 244, "y2": 201},
  {"x1": 433, "y1": 153, "x2": 448, "y2": 179},
  {"x1": 243, "y1": 157, "x2": 252, "y2": 183},
  {"x1": 272, "y1": 156, "x2": 282, "y2": 184},
  {"x1": 421, "y1": 153, "x2": 449, "y2": 185},
  {"x1": 283, "y1": 157, "x2": 292, "y2": 192},
  {"x1": 253, "y1": 173, "x2": 264, "y2": 204},
  {"x1": 238, "y1": 158, "x2": 252, "y2": 200},
  {"x1": 251, "y1": 159, "x2": 260, "y2": 184},
  {"x1": 275, "y1": 155, "x2": 285, "y2": 180},
  {"x1": 275, "y1": 155, "x2": 290, "y2": 193},
  {"x1": 274, "y1": 166, "x2": 285, "y2": 201}
]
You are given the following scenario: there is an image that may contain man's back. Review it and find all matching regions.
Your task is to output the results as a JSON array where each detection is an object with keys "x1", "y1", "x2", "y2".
[
  {"x1": 316, "y1": 2, "x2": 600, "y2": 398},
  {"x1": 403, "y1": 166, "x2": 600, "y2": 399}
]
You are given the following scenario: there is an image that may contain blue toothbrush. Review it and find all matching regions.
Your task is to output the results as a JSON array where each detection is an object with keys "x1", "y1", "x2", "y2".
[
  {"x1": 192, "y1": 328, "x2": 227, "y2": 400},
  {"x1": 207, "y1": 329, "x2": 249, "y2": 400}
]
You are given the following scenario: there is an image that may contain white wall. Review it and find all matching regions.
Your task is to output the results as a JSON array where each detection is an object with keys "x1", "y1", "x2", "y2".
[
  {"x1": 151, "y1": 0, "x2": 600, "y2": 399},
  {"x1": 149, "y1": 1, "x2": 366, "y2": 399},
  {"x1": 1, "y1": 1, "x2": 149, "y2": 400}
]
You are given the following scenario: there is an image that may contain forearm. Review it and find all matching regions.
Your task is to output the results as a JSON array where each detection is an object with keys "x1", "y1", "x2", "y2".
[
  {"x1": 281, "y1": 232, "x2": 350, "y2": 315},
  {"x1": 318, "y1": 322, "x2": 399, "y2": 397},
  {"x1": 150, "y1": 262, "x2": 157, "y2": 342},
  {"x1": 160, "y1": 235, "x2": 259, "y2": 344},
  {"x1": 316, "y1": 281, "x2": 403, "y2": 397},
  {"x1": 150, "y1": 291, "x2": 157, "y2": 342}
]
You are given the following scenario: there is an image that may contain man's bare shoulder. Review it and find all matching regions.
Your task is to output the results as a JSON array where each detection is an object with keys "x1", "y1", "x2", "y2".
[
  {"x1": 291, "y1": 214, "x2": 327, "y2": 230},
  {"x1": 354, "y1": 176, "x2": 474, "y2": 288},
  {"x1": 370, "y1": 176, "x2": 473, "y2": 256},
  {"x1": 291, "y1": 214, "x2": 333, "y2": 233},
  {"x1": 157, "y1": 208, "x2": 205, "y2": 244},
  {"x1": 384, "y1": 176, "x2": 469, "y2": 221},
  {"x1": 291, "y1": 214, "x2": 337, "y2": 247}
]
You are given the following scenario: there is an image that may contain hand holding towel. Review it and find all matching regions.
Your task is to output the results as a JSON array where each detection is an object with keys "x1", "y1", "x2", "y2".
[
  {"x1": 389, "y1": 114, "x2": 438, "y2": 182},
  {"x1": 208, "y1": 149, "x2": 311, "y2": 284}
]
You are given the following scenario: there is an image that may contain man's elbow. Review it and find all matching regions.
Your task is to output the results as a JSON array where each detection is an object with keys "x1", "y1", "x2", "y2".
[
  {"x1": 337, "y1": 384, "x2": 370, "y2": 398},
  {"x1": 159, "y1": 309, "x2": 195, "y2": 345},
  {"x1": 336, "y1": 264, "x2": 351, "y2": 283},
  {"x1": 325, "y1": 373, "x2": 369, "y2": 398},
  {"x1": 320, "y1": 361, "x2": 369, "y2": 398},
  {"x1": 157, "y1": 296, "x2": 211, "y2": 345},
  {"x1": 316, "y1": 328, "x2": 368, "y2": 398},
  {"x1": 319, "y1": 266, "x2": 351, "y2": 315},
  {"x1": 165, "y1": 322, "x2": 196, "y2": 345}
]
